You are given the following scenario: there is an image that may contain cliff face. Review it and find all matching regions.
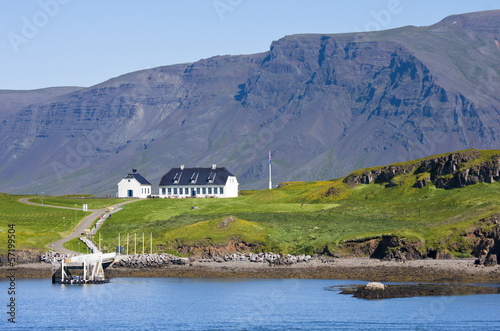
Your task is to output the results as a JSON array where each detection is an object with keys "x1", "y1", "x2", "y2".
[
  {"x1": 1, "y1": 11, "x2": 500, "y2": 195},
  {"x1": 343, "y1": 150, "x2": 500, "y2": 189},
  {"x1": 417, "y1": 152, "x2": 500, "y2": 189}
]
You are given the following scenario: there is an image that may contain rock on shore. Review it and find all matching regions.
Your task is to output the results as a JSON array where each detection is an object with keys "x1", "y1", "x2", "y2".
[
  {"x1": 114, "y1": 254, "x2": 190, "y2": 267},
  {"x1": 337, "y1": 283, "x2": 500, "y2": 299},
  {"x1": 113, "y1": 252, "x2": 312, "y2": 268}
]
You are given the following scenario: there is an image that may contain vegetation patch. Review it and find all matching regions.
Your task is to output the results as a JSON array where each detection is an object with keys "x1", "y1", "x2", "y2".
[
  {"x1": 3, "y1": 150, "x2": 500, "y2": 260},
  {"x1": 0, "y1": 195, "x2": 90, "y2": 255},
  {"x1": 162, "y1": 216, "x2": 270, "y2": 256}
]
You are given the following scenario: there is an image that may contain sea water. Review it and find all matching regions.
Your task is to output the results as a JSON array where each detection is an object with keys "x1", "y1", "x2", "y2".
[{"x1": 2, "y1": 278, "x2": 499, "y2": 330}]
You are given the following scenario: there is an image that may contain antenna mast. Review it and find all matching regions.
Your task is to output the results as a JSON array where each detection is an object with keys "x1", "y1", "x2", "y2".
[{"x1": 269, "y1": 151, "x2": 272, "y2": 190}]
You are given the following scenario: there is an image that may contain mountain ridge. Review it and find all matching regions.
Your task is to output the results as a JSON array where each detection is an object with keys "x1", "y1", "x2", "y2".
[{"x1": 1, "y1": 10, "x2": 500, "y2": 195}]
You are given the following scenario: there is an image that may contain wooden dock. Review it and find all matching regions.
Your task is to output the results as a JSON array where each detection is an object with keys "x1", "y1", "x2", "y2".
[{"x1": 52, "y1": 252, "x2": 116, "y2": 284}]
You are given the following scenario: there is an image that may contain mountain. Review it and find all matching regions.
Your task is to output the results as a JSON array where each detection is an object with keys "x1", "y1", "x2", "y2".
[
  {"x1": 1, "y1": 10, "x2": 500, "y2": 195},
  {"x1": 0, "y1": 87, "x2": 82, "y2": 122}
]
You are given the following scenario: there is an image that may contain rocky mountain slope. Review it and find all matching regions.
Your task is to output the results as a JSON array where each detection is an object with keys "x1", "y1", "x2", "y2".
[
  {"x1": 1, "y1": 10, "x2": 500, "y2": 195},
  {"x1": 0, "y1": 86, "x2": 82, "y2": 122}
]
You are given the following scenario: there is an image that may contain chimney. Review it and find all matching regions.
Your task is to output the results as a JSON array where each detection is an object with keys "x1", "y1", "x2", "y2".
[
  {"x1": 212, "y1": 164, "x2": 216, "y2": 170},
  {"x1": 180, "y1": 164, "x2": 185, "y2": 170},
  {"x1": 132, "y1": 169, "x2": 137, "y2": 173}
]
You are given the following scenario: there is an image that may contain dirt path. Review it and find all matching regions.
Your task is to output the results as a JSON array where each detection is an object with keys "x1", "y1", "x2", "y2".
[{"x1": 18, "y1": 197, "x2": 140, "y2": 254}]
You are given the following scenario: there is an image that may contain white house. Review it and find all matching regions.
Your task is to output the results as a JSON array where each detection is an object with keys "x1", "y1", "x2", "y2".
[
  {"x1": 158, "y1": 165, "x2": 238, "y2": 198},
  {"x1": 117, "y1": 169, "x2": 152, "y2": 198}
]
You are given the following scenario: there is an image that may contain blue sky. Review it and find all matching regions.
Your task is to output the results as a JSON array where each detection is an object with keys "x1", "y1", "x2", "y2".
[{"x1": 0, "y1": 0, "x2": 498, "y2": 90}]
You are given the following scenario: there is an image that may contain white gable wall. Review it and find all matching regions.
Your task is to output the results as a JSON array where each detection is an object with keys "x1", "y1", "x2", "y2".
[
  {"x1": 117, "y1": 178, "x2": 151, "y2": 198},
  {"x1": 223, "y1": 176, "x2": 239, "y2": 198}
]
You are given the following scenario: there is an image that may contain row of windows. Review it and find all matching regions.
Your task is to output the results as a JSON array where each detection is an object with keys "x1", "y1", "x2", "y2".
[
  {"x1": 161, "y1": 187, "x2": 224, "y2": 196},
  {"x1": 142, "y1": 187, "x2": 150, "y2": 194}
]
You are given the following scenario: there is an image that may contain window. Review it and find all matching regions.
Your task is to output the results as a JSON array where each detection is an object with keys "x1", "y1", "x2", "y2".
[
  {"x1": 168, "y1": 188, "x2": 172, "y2": 195},
  {"x1": 174, "y1": 188, "x2": 178, "y2": 195},
  {"x1": 179, "y1": 188, "x2": 183, "y2": 195},
  {"x1": 207, "y1": 172, "x2": 216, "y2": 183},
  {"x1": 220, "y1": 187, "x2": 224, "y2": 195},
  {"x1": 162, "y1": 188, "x2": 166, "y2": 195},
  {"x1": 196, "y1": 188, "x2": 200, "y2": 194},
  {"x1": 202, "y1": 188, "x2": 206, "y2": 194},
  {"x1": 128, "y1": 179, "x2": 130, "y2": 182},
  {"x1": 214, "y1": 187, "x2": 218, "y2": 194},
  {"x1": 208, "y1": 187, "x2": 212, "y2": 194}
]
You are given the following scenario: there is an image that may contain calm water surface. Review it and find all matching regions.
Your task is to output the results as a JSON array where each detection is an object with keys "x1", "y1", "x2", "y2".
[{"x1": 2, "y1": 278, "x2": 500, "y2": 330}]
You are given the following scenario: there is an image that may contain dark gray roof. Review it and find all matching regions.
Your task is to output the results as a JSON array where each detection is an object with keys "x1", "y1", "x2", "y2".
[
  {"x1": 159, "y1": 167, "x2": 234, "y2": 186},
  {"x1": 124, "y1": 172, "x2": 151, "y2": 185}
]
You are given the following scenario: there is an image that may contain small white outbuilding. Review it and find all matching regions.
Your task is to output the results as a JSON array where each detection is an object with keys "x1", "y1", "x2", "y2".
[{"x1": 117, "y1": 169, "x2": 152, "y2": 198}]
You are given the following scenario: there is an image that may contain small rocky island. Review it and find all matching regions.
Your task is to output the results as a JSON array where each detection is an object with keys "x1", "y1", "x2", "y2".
[{"x1": 335, "y1": 282, "x2": 500, "y2": 299}]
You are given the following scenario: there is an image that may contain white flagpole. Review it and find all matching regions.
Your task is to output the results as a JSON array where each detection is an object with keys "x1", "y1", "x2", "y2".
[{"x1": 269, "y1": 151, "x2": 272, "y2": 190}]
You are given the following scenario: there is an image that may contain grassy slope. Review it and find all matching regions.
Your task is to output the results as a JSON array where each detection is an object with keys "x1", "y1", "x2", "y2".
[
  {"x1": 0, "y1": 194, "x2": 91, "y2": 254},
  {"x1": 4, "y1": 149, "x2": 500, "y2": 256},
  {"x1": 63, "y1": 237, "x2": 89, "y2": 254},
  {"x1": 96, "y1": 150, "x2": 500, "y2": 255},
  {"x1": 97, "y1": 182, "x2": 500, "y2": 255}
]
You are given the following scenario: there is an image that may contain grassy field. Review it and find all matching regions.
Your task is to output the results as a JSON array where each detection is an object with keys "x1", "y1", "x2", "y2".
[
  {"x1": 0, "y1": 194, "x2": 91, "y2": 254},
  {"x1": 92, "y1": 195, "x2": 339, "y2": 254},
  {"x1": 63, "y1": 237, "x2": 90, "y2": 254},
  {"x1": 96, "y1": 176, "x2": 500, "y2": 256},
  {"x1": 3, "y1": 150, "x2": 500, "y2": 257}
]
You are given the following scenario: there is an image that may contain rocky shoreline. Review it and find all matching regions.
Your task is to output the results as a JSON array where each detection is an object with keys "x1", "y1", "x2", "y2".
[
  {"x1": 114, "y1": 252, "x2": 313, "y2": 267},
  {"x1": 2, "y1": 257, "x2": 499, "y2": 283},
  {"x1": 336, "y1": 282, "x2": 500, "y2": 299}
]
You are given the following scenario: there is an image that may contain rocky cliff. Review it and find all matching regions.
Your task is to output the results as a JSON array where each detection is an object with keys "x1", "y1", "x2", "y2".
[
  {"x1": 343, "y1": 150, "x2": 500, "y2": 189},
  {"x1": 335, "y1": 213, "x2": 500, "y2": 263},
  {"x1": 1, "y1": 10, "x2": 500, "y2": 195}
]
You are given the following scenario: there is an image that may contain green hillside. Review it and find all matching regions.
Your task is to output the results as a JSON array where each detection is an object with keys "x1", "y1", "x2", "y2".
[
  {"x1": 0, "y1": 194, "x2": 91, "y2": 254},
  {"x1": 2, "y1": 149, "x2": 500, "y2": 259},
  {"x1": 96, "y1": 149, "x2": 500, "y2": 257}
]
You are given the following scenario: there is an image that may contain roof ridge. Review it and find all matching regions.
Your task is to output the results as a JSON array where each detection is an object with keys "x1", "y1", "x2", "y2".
[{"x1": 159, "y1": 166, "x2": 234, "y2": 186}]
